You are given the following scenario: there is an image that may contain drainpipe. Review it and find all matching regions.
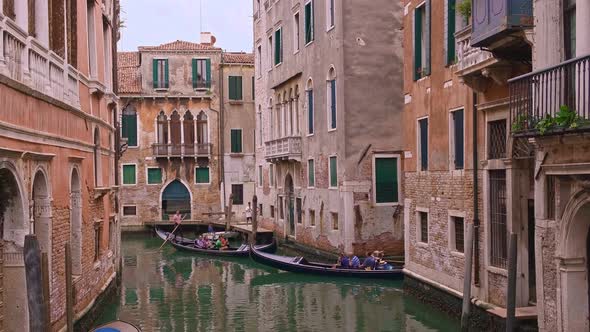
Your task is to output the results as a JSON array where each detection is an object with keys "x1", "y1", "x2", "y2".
[
  {"x1": 219, "y1": 51, "x2": 226, "y2": 210},
  {"x1": 473, "y1": 91, "x2": 480, "y2": 287}
]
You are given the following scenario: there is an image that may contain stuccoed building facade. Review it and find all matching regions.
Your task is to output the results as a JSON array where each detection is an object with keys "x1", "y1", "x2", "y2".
[
  {"x1": 253, "y1": 0, "x2": 405, "y2": 256},
  {"x1": 118, "y1": 33, "x2": 255, "y2": 226}
]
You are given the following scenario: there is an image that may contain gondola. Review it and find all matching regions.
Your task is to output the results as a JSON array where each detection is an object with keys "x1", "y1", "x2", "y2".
[
  {"x1": 249, "y1": 245, "x2": 404, "y2": 280},
  {"x1": 156, "y1": 227, "x2": 276, "y2": 257},
  {"x1": 92, "y1": 320, "x2": 141, "y2": 332}
]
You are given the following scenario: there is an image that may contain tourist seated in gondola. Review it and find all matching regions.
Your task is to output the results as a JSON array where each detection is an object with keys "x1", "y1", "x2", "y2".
[
  {"x1": 214, "y1": 236, "x2": 229, "y2": 250},
  {"x1": 375, "y1": 251, "x2": 393, "y2": 270},
  {"x1": 194, "y1": 236, "x2": 208, "y2": 249},
  {"x1": 361, "y1": 251, "x2": 378, "y2": 270},
  {"x1": 334, "y1": 252, "x2": 350, "y2": 268}
]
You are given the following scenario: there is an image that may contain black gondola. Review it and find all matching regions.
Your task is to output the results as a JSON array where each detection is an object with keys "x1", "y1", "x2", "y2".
[
  {"x1": 249, "y1": 245, "x2": 404, "y2": 280},
  {"x1": 155, "y1": 227, "x2": 276, "y2": 257}
]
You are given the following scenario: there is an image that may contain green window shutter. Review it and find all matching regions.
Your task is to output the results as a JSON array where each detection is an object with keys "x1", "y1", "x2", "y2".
[
  {"x1": 228, "y1": 76, "x2": 236, "y2": 100},
  {"x1": 231, "y1": 129, "x2": 242, "y2": 153},
  {"x1": 454, "y1": 110, "x2": 464, "y2": 169},
  {"x1": 424, "y1": 0, "x2": 431, "y2": 76},
  {"x1": 195, "y1": 168, "x2": 210, "y2": 184},
  {"x1": 414, "y1": 7, "x2": 422, "y2": 80},
  {"x1": 153, "y1": 59, "x2": 159, "y2": 88},
  {"x1": 308, "y1": 160, "x2": 315, "y2": 187},
  {"x1": 122, "y1": 113, "x2": 137, "y2": 147},
  {"x1": 329, "y1": 157, "x2": 337, "y2": 187},
  {"x1": 252, "y1": 76, "x2": 255, "y2": 100},
  {"x1": 375, "y1": 158, "x2": 398, "y2": 203},
  {"x1": 330, "y1": 80, "x2": 336, "y2": 129},
  {"x1": 420, "y1": 119, "x2": 429, "y2": 171},
  {"x1": 308, "y1": 90, "x2": 314, "y2": 134},
  {"x1": 236, "y1": 76, "x2": 243, "y2": 100},
  {"x1": 123, "y1": 165, "x2": 136, "y2": 185},
  {"x1": 274, "y1": 29, "x2": 282, "y2": 65},
  {"x1": 305, "y1": 2, "x2": 313, "y2": 44},
  {"x1": 192, "y1": 59, "x2": 198, "y2": 89},
  {"x1": 147, "y1": 168, "x2": 162, "y2": 184},
  {"x1": 205, "y1": 59, "x2": 211, "y2": 88},
  {"x1": 447, "y1": 0, "x2": 456, "y2": 65},
  {"x1": 164, "y1": 59, "x2": 169, "y2": 88}
]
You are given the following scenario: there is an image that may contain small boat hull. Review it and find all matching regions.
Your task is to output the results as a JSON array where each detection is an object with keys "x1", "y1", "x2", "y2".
[
  {"x1": 92, "y1": 320, "x2": 141, "y2": 332},
  {"x1": 250, "y1": 245, "x2": 404, "y2": 280}
]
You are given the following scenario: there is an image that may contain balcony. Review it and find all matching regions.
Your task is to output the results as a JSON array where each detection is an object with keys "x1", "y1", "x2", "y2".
[
  {"x1": 471, "y1": 0, "x2": 533, "y2": 49},
  {"x1": 0, "y1": 19, "x2": 80, "y2": 109},
  {"x1": 152, "y1": 143, "x2": 212, "y2": 158},
  {"x1": 455, "y1": 25, "x2": 497, "y2": 87},
  {"x1": 265, "y1": 136, "x2": 302, "y2": 163},
  {"x1": 509, "y1": 55, "x2": 590, "y2": 137}
]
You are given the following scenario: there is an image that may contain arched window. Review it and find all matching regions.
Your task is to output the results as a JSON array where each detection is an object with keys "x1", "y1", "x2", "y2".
[
  {"x1": 169, "y1": 111, "x2": 181, "y2": 156},
  {"x1": 294, "y1": 85, "x2": 300, "y2": 135},
  {"x1": 258, "y1": 105, "x2": 263, "y2": 145},
  {"x1": 306, "y1": 78, "x2": 314, "y2": 135},
  {"x1": 183, "y1": 111, "x2": 195, "y2": 154},
  {"x1": 327, "y1": 67, "x2": 337, "y2": 130},
  {"x1": 122, "y1": 105, "x2": 138, "y2": 147},
  {"x1": 94, "y1": 128, "x2": 101, "y2": 186},
  {"x1": 70, "y1": 167, "x2": 82, "y2": 275},
  {"x1": 161, "y1": 180, "x2": 191, "y2": 220},
  {"x1": 157, "y1": 111, "x2": 168, "y2": 144},
  {"x1": 268, "y1": 98, "x2": 274, "y2": 140},
  {"x1": 197, "y1": 111, "x2": 208, "y2": 145}
]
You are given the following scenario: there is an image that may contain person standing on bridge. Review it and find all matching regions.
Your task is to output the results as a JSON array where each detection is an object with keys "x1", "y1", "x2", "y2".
[{"x1": 244, "y1": 202, "x2": 253, "y2": 224}]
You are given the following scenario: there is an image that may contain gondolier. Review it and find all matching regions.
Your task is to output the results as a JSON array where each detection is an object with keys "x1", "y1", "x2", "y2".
[{"x1": 171, "y1": 211, "x2": 184, "y2": 241}]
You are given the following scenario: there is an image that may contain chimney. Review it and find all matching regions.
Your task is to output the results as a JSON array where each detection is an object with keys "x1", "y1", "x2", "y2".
[{"x1": 200, "y1": 32, "x2": 216, "y2": 46}]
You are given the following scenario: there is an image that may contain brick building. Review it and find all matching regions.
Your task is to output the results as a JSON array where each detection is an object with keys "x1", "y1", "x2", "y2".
[
  {"x1": 253, "y1": 0, "x2": 405, "y2": 255},
  {"x1": 118, "y1": 34, "x2": 255, "y2": 226},
  {"x1": 0, "y1": 0, "x2": 120, "y2": 330}
]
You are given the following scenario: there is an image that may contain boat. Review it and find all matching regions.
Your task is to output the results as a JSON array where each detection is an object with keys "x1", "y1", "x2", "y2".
[
  {"x1": 249, "y1": 245, "x2": 404, "y2": 280},
  {"x1": 155, "y1": 227, "x2": 276, "y2": 257},
  {"x1": 92, "y1": 320, "x2": 141, "y2": 332}
]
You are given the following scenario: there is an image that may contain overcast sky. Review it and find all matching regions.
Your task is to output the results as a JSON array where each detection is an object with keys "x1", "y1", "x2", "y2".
[{"x1": 118, "y1": 0, "x2": 253, "y2": 52}]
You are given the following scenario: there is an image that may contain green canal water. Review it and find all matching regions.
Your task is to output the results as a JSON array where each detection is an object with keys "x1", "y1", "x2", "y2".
[{"x1": 94, "y1": 232, "x2": 460, "y2": 331}]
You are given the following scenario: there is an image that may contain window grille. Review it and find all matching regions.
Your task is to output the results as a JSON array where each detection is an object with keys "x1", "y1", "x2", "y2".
[
  {"x1": 490, "y1": 170, "x2": 507, "y2": 268},
  {"x1": 488, "y1": 120, "x2": 507, "y2": 159}
]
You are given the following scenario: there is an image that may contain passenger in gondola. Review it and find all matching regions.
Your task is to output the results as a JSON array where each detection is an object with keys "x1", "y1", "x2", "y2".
[
  {"x1": 215, "y1": 236, "x2": 229, "y2": 250},
  {"x1": 361, "y1": 251, "x2": 377, "y2": 270},
  {"x1": 375, "y1": 251, "x2": 393, "y2": 270},
  {"x1": 208, "y1": 223, "x2": 215, "y2": 234},
  {"x1": 350, "y1": 254, "x2": 361, "y2": 269},
  {"x1": 194, "y1": 236, "x2": 207, "y2": 249},
  {"x1": 334, "y1": 252, "x2": 350, "y2": 268}
]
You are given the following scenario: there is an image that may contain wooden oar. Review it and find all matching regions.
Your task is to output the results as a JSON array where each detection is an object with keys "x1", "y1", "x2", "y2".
[{"x1": 159, "y1": 215, "x2": 186, "y2": 249}]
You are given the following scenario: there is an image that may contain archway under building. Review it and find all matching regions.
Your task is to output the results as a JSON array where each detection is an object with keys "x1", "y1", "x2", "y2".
[
  {"x1": 161, "y1": 180, "x2": 191, "y2": 220},
  {"x1": 285, "y1": 174, "x2": 294, "y2": 236}
]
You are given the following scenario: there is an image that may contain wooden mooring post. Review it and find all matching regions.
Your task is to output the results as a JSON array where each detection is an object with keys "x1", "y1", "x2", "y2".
[
  {"x1": 65, "y1": 242, "x2": 74, "y2": 332},
  {"x1": 506, "y1": 233, "x2": 518, "y2": 332},
  {"x1": 250, "y1": 195, "x2": 258, "y2": 245},
  {"x1": 225, "y1": 194, "x2": 234, "y2": 231},
  {"x1": 42, "y1": 253, "x2": 51, "y2": 332},
  {"x1": 461, "y1": 223, "x2": 474, "y2": 331},
  {"x1": 24, "y1": 235, "x2": 47, "y2": 332}
]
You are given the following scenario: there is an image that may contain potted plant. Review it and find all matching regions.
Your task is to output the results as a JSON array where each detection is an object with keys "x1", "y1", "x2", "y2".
[{"x1": 457, "y1": 0, "x2": 472, "y2": 25}]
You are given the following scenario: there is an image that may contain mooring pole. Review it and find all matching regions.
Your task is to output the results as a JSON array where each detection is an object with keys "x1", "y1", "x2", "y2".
[
  {"x1": 226, "y1": 193, "x2": 234, "y2": 231},
  {"x1": 65, "y1": 242, "x2": 74, "y2": 332},
  {"x1": 24, "y1": 235, "x2": 47, "y2": 332},
  {"x1": 506, "y1": 233, "x2": 518, "y2": 332},
  {"x1": 250, "y1": 195, "x2": 258, "y2": 246},
  {"x1": 461, "y1": 223, "x2": 474, "y2": 331},
  {"x1": 42, "y1": 253, "x2": 51, "y2": 332}
]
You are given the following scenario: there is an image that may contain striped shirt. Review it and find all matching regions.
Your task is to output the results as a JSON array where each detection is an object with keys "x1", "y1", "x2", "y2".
[{"x1": 350, "y1": 256, "x2": 360, "y2": 268}]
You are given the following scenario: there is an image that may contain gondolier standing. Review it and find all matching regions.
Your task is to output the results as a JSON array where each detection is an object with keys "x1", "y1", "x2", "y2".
[{"x1": 171, "y1": 210, "x2": 183, "y2": 240}]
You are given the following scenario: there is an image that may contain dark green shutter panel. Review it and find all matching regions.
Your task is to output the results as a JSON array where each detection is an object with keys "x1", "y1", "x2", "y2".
[
  {"x1": 420, "y1": 119, "x2": 428, "y2": 171},
  {"x1": 330, "y1": 157, "x2": 337, "y2": 187},
  {"x1": 237, "y1": 77, "x2": 243, "y2": 100},
  {"x1": 424, "y1": 0, "x2": 431, "y2": 76},
  {"x1": 305, "y1": 2, "x2": 313, "y2": 43},
  {"x1": 376, "y1": 158, "x2": 398, "y2": 203},
  {"x1": 164, "y1": 59, "x2": 169, "y2": 88},
  {"x1": 122, "y1": 113, "x2": 137, "y2": 147},
  {"x1": 330, "y1": 80, "x2": 336, "y2": 129},
  {"x1": 153, "y1": 59, "x2": 159, "y2": 88},
  {"x1": 192, "y1": 59, "x2": 197, "y2": 89},
  {"x1": 123, "y1": 165, "x2": 136, "y2": 184},
  {"x1": 196, "y1": 168, "x2": 210, "y2": 183},
  {"x1": 274, "y1": 29, "x2": 281, "y2": 65},
  {"x1": 308, "y1": 90, "x2": 314, "y2": 134},
  {"x1": 447, "y1": 0, "x2": 456, "y2": 65},
  {"x1": 228, "y1": 76, "x2": 235, "y2": 100},
  {"x1": 252, "y1": 76, "x2": 255, "y2": 99},
  {"x1": 414, "y1": 8, "x2": 422, "y2": 81},
  {"x1": 308, "y1": 160, "x2": 314, "y2": 186},
  {"x1": 454, "y1": 110, "x2": 464, "y2": 169},
  {"x1": 205, "y1": 59, "x2": 211, "y2": 88},
  {"x1": 148, "y1": 168, "x2": 162, "y2": 184},
  {"x1": 231, "y1": 130, "x2": 242, "y2": 153}
]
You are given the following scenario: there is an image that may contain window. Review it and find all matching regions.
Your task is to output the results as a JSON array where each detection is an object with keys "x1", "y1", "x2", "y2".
[
  {"x1": 331, "y1": 212, "x2": 338, "y2": 230},
  {"x1": 147, "y1": 168, "x2": 162, "y2": 185},
  {"x1": 564, "y1": 0, "x2": 576, "y2": 60},
  {"x1": 3, "y1": 0, "x2": 15, "y2": 20},
  {"x1": 67, "y1": 0, "x2": 78, "y2": 68},
  {"x1": 192, "y1": 58, "x2": 211, "y2": 89},
  {"x1": 419, "y1": 211, "x2": 428, "y2": 243},
  {"x1": 230, "y1": 129, "x2": 243, "y2": 153},
  {"x1": 122, "y1": 206, "x2": 137, "y2": 216},
  {"x1": 309, "y1": 209, "x2": 316, "y2": 226},
  {"x1": 270, "y1": 164, "x2": 275, "y2": 187},
  {"x1": 252, "y1": 76, "x2": 255, "y2": 100},
  {"x1": 326, "y1": 0, "x2": 335, "y2": 29},
  {"x1": 488, "y1": 119, "x2": 507, "y2": 159},
  {"x1": 296, "y1": 198, "x2": 302, "y2": 224},
  {"x1": 87, "y1": 0, "x2": 97, "y2": 77},
  {"x1": 327, "y1": 69, "x2": 337, "y2": 130},
  {"x1": 304, "y1": 0, "x2": 314, "y2": 44},
  {"x1": 374, "y1": 156, "x2": 399, "y2": 204},
  {"x1": 307, "y1": 85, "x2": 314, "y2": 135},
  {"x1": 451, "y1": 109, "x2": 464, "y2": 170},
  {"x1": 547, "y1": 176, "x2": 556, "y2": 220},
  {"x1": 274, "y1": 28, "x2": 283, "y2": 65},
  {"x1": 445, "y1": 0, "x2": 457, "y2": 65},
  {"x1": 293, "y1": 12, "x2": 300, "y2": 52},
  {"x1": 268, "y1": 35, "x2": 273, "y2": 68},
  {"x1": 490, "y1": 170, "x2": 507, "y2": 268},
  {"x1": 450, "y1": 216, "x2": 465, "y2": 253},
  {"x1": 122, "y1": 164, "x2": 136, "y2": 185},
  {"x1": 329, "y1": 156, "x2": 337, "y2": 188},
  {"x1": 257, "y1": 45, "x2": 262, "y2": 76},
  {"x1": 259, "y1": 204, "x2": 263, "y2": 217},
  {"x1": 195, "y1": 167, "x2": 210, "y2": 184},
  {"x1": 270, "y1": 205, "x2": 275, "y2": 218},
  {"x1": 153, "y1": 59, "x2": 169, "y2": 89},
  {"x1": 413, "y1": 1, "x2": 431, "y2": 80},
  {"x1": 308, "y1": 159, "x2": 315, "y2": 187},
  {"x1": 94, "y1": 223, "x2": 101, "y2": 261},
  {"x1": 229, "y1": 76, "x2": 243, "y2": 100},
  {"x1": 279, "y1": 197, "x2": 284, "y2": 219},
  {"x1": 232, "y1": 184, "x2": 244, "y2": 205},
  {"x1": 418, "y1": 118, "x2": 428, "y2": 171},
  {"x1": 122, "y1": 106, "x2": 138, "y2": 147}
]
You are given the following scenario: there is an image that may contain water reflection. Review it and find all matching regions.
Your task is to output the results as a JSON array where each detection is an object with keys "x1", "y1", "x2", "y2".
[{"x1": 95, "y1": 232, "x2": 459, "y2": 332}]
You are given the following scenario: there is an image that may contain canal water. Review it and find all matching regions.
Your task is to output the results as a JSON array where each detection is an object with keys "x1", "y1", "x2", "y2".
[{"x1": 94, "y1": 232, "x2": 460, "y2": 331}]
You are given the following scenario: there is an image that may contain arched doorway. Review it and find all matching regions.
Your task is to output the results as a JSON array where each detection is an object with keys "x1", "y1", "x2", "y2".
[
  {"x1": 70, "y1": 167, "x2": 82, "y2": 275},
  {"x1": 161, "y1": 180, "x2": 191, "y2": 220},
  {"x1": 285, "y1": 174, "x2": 294, "y2": 236},
  {"x1": 0, "y1": 163, "x2": 30, "y2": 331},
  {"x1": 32, "y1": 170, "x2": 51, "y2": 259}
]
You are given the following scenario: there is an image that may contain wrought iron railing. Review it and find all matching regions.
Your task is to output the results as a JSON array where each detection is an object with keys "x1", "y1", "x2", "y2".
[
  {"x1": 509, "y1": 55, "x2": 590, "y2": 136},
  {"x1": 152, "y1": 143, "x2": 212, "y2": 157},
  {"x1": 264, "y1": 136, "x2": 302, "y2": 161}
]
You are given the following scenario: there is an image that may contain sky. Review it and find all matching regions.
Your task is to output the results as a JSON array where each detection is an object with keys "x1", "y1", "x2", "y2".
[{"x1": 118, "y1": 0, "x2": 253, "y2": 52}]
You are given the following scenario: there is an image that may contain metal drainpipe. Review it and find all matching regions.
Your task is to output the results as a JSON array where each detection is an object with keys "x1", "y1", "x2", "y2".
[
  {"x1": 473, "y1": 91, "x2": 480, "y2": 287},
  {"x1": 219, "y1": 51, "x2": 226, "y2": 209}
]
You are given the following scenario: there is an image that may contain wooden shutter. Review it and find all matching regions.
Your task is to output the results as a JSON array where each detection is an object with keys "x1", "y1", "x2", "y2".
[
  {"x1": 330, "y1": 157, "x2": 337, "y2": 187},
  {"x1": 196, "y1": 168, "x2": 210, "y2": 183},
  {"x1": 305, "y1": 2, "x2": 313, "y2": 43},
  {"x1": 447, "y1": 0, "x2": 456, "y2": 65},
  {"x1": 229, "y1": 76, "x2": 236, "y2": 100},
  {"x1": 236, "y1": 77, "x2": 243, "y2": 100},
  {"x1": 231, "y1": 129, "x2": 242, "y2": 153},
  {"x1": 308, "y1": 90, "x2": 314, "y2": 134},
  {"x1": 454, "y1": 110, "x2": 464, "y2": 169},
  {"x1": 153, "y1": 59, "x2": 159, "y2": 88},
  {"x1": 330, "y1": 80, "x2": 336, "y2": 129},
  {"x1": 424, "y1": 0, "x2": 431, "y2": 76},
  {"x1": 148, "y1": 168, "x2": 162, "y2": 184},
  {"x1": 122, "y1": 113, "x2": 137, "y2": 147},
  {"x1": 375, "y1": 158, "x2": 398, "y2": 203},
  {"x1": 252, "y1": 76, "x2": 255, "y2": 99},
  {"x1": 192, "y1": 59, "x2": 198, "y2": 89},
  {"x1": 413, "y1": 8, "x2": 422, "y2": 80},
  {"x1": 164, "y1": 59, "x2": 169, "y2": 88},
  {"x1": 274, "y1": 29, "x2": 281, "y2": 65},
  {"x1": 123, "y1": 165, "x2": 136, "y2": 184},
  {"x1": 308, "y1": 160, "x2": 314, "y2": 187},
  {"x1": 205, "y1": 59, "x2": 211, "y2": 88},
  {"x1": 420, "y1": 119, "x2": 428, "y2": 171}
]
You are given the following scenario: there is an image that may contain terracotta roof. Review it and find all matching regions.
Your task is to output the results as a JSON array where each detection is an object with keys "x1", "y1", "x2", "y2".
[
  {"x1": 117, "y1": 52, "x2": 142, "y2": 94},
  {"x1": 139, "y1": 40, "x2": 220, "y2": 51},
  {"x1": 223, "y1": 52, "x2": 254, "y2": 65}
]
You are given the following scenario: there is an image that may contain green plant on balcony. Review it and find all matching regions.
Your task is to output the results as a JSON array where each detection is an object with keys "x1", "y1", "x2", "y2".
[
  {"x1": 456, "y1": 0, "x2": 472, "y2": 22},
  {"x1": 534, "y1": 105, "x2": 588, "y2": 135},
  {"x1": 535, "y1": 114, "x2": 556, "y2": 135},
  {"x1": 511, "y1": 114, "x2": 528, "y2": 132}
]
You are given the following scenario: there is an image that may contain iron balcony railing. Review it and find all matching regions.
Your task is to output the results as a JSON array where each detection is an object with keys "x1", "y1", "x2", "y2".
[
  {"x1": 264, "y1": 136, "x2": 302, "y2": 162},
  {"x1": 152, "y1": 143, "x2": 212, "y2": 158},
  {"x1": 509, "y1": 55, "x2": 590, "y2": 136}
]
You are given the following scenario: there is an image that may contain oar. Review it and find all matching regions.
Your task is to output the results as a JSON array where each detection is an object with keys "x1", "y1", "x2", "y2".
[{"x1": 159, "y1": 214, "x2": 186, "y2": 249}]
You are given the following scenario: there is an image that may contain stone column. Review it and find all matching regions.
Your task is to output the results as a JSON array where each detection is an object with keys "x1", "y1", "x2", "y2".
[
  {"x1": 14, "y1": 0, "x2": 28, "y2": 32},
  {"x1": 533, "y1": 0, "x2": 563, "y2": 69},
  {"x1": 576, "y1": 0, "x2": 590, "y2": 57},
  {"x1": 36, "y1": 0, "x2": 49, "y2": 47}
]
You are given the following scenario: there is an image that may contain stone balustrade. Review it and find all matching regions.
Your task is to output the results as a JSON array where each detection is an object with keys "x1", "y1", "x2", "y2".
[{"x1": 265, "y1": 136, "x2": 302, "y2": 162}]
